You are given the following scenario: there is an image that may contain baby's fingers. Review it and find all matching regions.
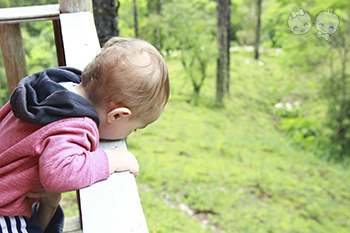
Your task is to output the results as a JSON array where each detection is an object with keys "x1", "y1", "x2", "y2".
[{"x1": 130, "y1": 163, "x2": 140, "y2": 177}]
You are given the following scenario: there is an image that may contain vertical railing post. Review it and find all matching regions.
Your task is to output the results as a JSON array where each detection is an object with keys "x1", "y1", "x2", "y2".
[
  {"x1": 53, "y1": 19, "x2": 66, "y2": 67},
  {"x1": 0, "y1": 23, "x2": 28, "y2": 93},
  {"x1": 58, "y1": 0, "x2": 92, "y2": 13},
  {"x1": 57, "y1": 1, "x2": 94, "y2": 231}
]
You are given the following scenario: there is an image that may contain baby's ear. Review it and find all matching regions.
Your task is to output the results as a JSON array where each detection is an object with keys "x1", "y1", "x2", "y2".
[{"x1": 107, "y1": 107, "x2": 132, "y2": 123}]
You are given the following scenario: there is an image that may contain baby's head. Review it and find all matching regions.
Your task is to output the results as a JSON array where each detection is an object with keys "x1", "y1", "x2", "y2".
[
  {"x1": 287, "y1": 8, "x2": 312, "y2": 35},
  {"x1": 81, "y1": 37, "x2": 170, "y2": 139},
  {"x1": 315, "y1": 9, "x2": 339, "y2": 35}
]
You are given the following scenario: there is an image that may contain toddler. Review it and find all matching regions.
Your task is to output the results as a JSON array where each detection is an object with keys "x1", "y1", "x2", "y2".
[{"x1": 0, "y1": 37, "x2": 170, "y2": 232}]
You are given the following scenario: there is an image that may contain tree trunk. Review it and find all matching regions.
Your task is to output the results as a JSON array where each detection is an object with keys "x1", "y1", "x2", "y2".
[
  {"x1": 147, "y1": 0, "x2": 161, "y2": 14},
  {"x1": 216, "y1": 0, "x2": 230, "y2": 105},
  {"x1": 225, "y1": 0, "x2": 231, "y2": 94},
  {"x1": 133, "y1": 0, "x2": 139, "y2": 38},
  {"x1": 156, "y1": 0, "x2": 161, "y2": 50},
  {"x1": 92, "y1": 0, "x2": 120, "y2": 46},
  {"x1": 147, "y1": 0, "x2": 162, "y2": 50},
  {"x1": 254, "y1": 0, "x2": 262, "y2": 60}
]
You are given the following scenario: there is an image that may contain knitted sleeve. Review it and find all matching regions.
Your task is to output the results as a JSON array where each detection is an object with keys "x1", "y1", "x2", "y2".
[{"x1": 34, "y1": 117, "x2": 110, "y2": 192}]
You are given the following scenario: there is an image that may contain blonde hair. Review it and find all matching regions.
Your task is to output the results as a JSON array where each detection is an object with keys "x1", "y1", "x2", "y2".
[{"x1": 82, "y1": 37, "x2": 170, "y2": 117}]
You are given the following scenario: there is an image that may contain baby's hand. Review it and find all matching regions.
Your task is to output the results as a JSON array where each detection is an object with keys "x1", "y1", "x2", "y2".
[{"x1": 105, "y1": 146, "x2": 139, "y2": 177}]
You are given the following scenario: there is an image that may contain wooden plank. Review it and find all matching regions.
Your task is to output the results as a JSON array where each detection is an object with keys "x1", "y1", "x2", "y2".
[
  {"x1": 63, "y1": 216, "x2": 83, "y2": 233},
  {"x1": 53, "y1": 19, "x2": 66, "y2": 67},
  {"x1": 79, "y1": 141, "x2": 149, "y2": 233},
  {"x1": 0, "y1": 23, "x2": 28, "y2": 93},
  {"x1": 59, "y1": 12, "x2": 100, "y2": 70},
  {"x1": 0, "y1": 4, "x2": 59, "y2": 24},
  {"x1": 0, "y1": 17, "x2": 60, "y2": 25},
  {"x1": 59, "y1": 10, "x2": 149, "y2": 232}
]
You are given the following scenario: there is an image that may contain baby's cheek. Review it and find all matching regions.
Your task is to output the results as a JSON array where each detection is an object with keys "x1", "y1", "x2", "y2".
[{"x1": 329, "y1": 26, "x2": 337, "y2": 33}]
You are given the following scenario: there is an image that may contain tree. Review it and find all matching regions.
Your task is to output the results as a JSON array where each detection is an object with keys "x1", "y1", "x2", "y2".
[
  {"x1": 92, "y1": 0, "x2": 120, "y2": 46},
  {"x1": 266, "y1": 0, "x2": 350, "y2": 161},
  {"x1": 225, "y1": 0, "x2": 231, "y2": 94},
  {"x1": 133, "y1": 0, "x2": 139, "y2": 38},
  {"x1": 321, "y1": 12, "x2": 350, "y2": 161},
  {"x1": 216, "y1": 0, "x2": 231, "y2": 105},
  {"x1": 163, "y1": 0, "x2": 217, "y2": 101},
  {"x1": 254, "y1": 0, "x2": 262, "y2": 60},
  {"x1": 145, "y1": 0, "x2": 162, "y2": 50}
]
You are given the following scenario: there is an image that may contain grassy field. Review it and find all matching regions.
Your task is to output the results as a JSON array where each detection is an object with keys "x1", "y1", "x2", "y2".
[{"x1": 62, "y1": 52, "x2": 350, "y2": 232}]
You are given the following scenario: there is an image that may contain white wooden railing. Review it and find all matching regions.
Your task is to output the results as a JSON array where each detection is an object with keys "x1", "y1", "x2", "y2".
[{"x1": 0, "y1": 2, "x2": 149, "y2": 232}]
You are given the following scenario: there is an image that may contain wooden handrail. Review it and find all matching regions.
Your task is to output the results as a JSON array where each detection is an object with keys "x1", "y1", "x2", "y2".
[
  {"x1": 0, "y1": 4, "x2": 60, "y2": 24},
  {"x1": 0, "y1": 2, "x2": 149, "y2": 232}
]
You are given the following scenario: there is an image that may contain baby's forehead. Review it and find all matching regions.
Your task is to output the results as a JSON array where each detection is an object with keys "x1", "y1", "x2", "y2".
[
  {"x1": 316, "y1": 12, "x2": 339, "y2": 22},
  {"x1": 289, "y1": 14, "x2": 312, "y2": 24}
]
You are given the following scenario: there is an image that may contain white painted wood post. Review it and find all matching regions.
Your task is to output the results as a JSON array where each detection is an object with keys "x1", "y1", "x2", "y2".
[
  {"x1": 58, "y1": 0, "x2": 93, "y2": 13},
  {"x1": 80, "y1": 141, "x2": 149, "y2": 233},
  {"x1": 58, "y1": 1, "x2": 149, "y2": 231}
]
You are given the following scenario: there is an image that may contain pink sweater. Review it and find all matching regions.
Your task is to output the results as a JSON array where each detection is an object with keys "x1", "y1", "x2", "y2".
[{"x1": 0, "y1": 102, "x2": 110, "y2": 218}]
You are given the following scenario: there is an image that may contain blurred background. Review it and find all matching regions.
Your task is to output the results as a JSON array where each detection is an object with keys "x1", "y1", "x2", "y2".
[{"x1": 0, "y1": 0, "x2": 350, "y2": 232}]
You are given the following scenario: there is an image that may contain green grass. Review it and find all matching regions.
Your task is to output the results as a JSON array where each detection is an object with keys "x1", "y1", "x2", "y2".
[{"x1": 62, "y1": 53, "x2": 350, "y2": 232}]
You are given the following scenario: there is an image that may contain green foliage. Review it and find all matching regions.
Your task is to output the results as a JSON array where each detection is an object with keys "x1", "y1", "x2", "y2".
[
  {"x1": 60, "y1": 51, "x2": 350, "y2": 231},
  {"x1": 234, "y1": 0, "x2": 265, "y2": 46},
  {"x1": 0, "y1": 4, "x2": 57, "y2": 107},
  {"x1": 61, "y1": 192, "x2": 80, "y2": 218},
  {"x1": 317, "y1": 8, "x2": 350, "y2": 161},
  {"x1": 279, "y1": 118, "x2": 318, "y2": 150},
  {"x1": 8, "y1": 0, "x2": 57, "y2": 7},
  {"x1": 118, "y1": 0, "x2": 149, "y2": 38},
  {"x1": 0, "y1": 46, "x2": 9, "y2": 105},
  {"x1": 0, "y1": 0, "x2": 9, "y2": 8},
  {"x1": 118, "y1": 0, "x2": 218, "y2": 99},
  {"x1": 124, "y1": 55, "x2": 350, "y2": 232},
  {"x1": 273, "y1": 102, "x2": 319, "y2": 151},
  {"x1": 138, "y1": 13, "x2": 163, "y2": 48},
  {"x1": 262, "y1": 0, "x2": 350, "y2": 161},
  {"x1": 21, "y1": 21, "x2": 57, "y2": 75},
  {"x1": 273, "y1": 102, "x2": 301, "y2": 118},
  {"x1": 161, "y1": 0, "x2": 217, "y2": 100},
  {"x1": 1, "y1": 1, "x2": 350, "y2": 231}
]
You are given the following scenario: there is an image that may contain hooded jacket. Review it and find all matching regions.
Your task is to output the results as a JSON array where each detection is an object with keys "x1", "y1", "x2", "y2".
[{"x1": 0, "y1": 67, "x2": 110, "y2": 218}]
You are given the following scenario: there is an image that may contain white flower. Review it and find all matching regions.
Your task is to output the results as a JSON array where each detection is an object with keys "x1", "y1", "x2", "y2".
[
  {"x1": 246, "y1": 45, "x2": 254, "y2": 52},
  {"x1": 230, "y1": 46, "x2": 240, "y2": 52},
  {"x1": 275, "y1": 48, "x2": 281, "y2": 57},
  {"x1": 286, "y1": 102, "x2": 293, "y2": 111},
  {"x1": 275, "y1": 103, "x2": 283, "y2": 108}
]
